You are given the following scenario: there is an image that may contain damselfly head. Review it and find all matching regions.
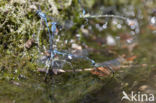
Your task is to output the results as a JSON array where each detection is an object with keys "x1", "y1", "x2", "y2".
[
  {"x1": 36, "y1": 10, "x2": 46, "y2": 19},
  {"x1": 51, "y1": 22, "x2": 57, "y2": 25},
  {"x1": 36, "y1": 10, "x2": 42, "y2": 16},
  {"x1": 36, "y1": 10, "x2": 40, "y2": 14}
]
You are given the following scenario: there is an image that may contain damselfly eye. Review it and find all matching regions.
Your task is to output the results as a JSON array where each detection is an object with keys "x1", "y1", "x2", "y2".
[
  {"x1": 36, "y1": 10, "x2": 46, "y2": 19},
  {"x1": 36, "y1": 10, "x2": 40, "y2": 14},
  {"x1": 51, "y1": 22, "x2": 57, "y2": 25}
]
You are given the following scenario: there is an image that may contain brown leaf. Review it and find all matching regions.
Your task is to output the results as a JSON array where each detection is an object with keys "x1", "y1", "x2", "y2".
[
  {"x1": 126, "y1": 55, "x2": 137, "y2": 61},
  {"x1": 120, "y1": 33, "x2": 132, "y2": 41},
  {"x1": 91, "y1": 67, "x2": 111, "y2": 77},
  {"x1": 148, "y1": 24, "x2": 156, "y2": 31},
  {"x1": 25, "y1": 39, "x2": 35, "y2": 49},
  {"x1": 97, "y1": 67, "x2": 111, "y2": 75},
  {"x1": 44, "y1": 50, "x2": 50, "y2": 57}
]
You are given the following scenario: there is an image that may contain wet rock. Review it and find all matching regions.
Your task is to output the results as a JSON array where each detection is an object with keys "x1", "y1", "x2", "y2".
[{"x1": 106, "y1": 35, "x2": 116, "y2": 46}]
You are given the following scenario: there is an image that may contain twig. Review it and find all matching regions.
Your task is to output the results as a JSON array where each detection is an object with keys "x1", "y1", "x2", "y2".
[
  {"x1": 81, "y1": 14, "x2": 128, "y2": 20},
  {"x1": 38, "y1": 63, "x2": 147, "y2": 74},
  {"x1": 38, "y1": 65, "x2": 127, "y2": 73},
  {"x1": 37, "y1": 20, "x2": 42, "y2": 51},
  {"x1": 38, "y1": 68, "x2": 93, "y2": 73},
  {"x1": 65, "y1": 68, "x2": 93, "y2": 72}
]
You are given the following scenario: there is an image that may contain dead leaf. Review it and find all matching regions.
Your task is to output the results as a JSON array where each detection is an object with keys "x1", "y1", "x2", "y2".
[
  {"x1": 148, "y1": 24, "x2": 156, "y2": 31},
  {"x1": 91, "y1": 67, "x2": 111, "y2": 77},
  {"x1": 25, "y1": 39, "x2": 35, "y2": 49},
  {"x1": 139, "y1": 85, "x2": 148, "y2": 91},
  {"x1": 44, "y1": 50, "x2": 50, "y2": 57},
  {"x1": 126, "y1": 55, "x2": 137, "y2": 61},
  {"x1": 120, "y1": 33, "x2": 132, "y2": 41},
  {"x1": 97, "y1": 67, "x2": 111, "y2": 75},
  {"x1": 37, "y1": 68, "x2": 47, "y2": 73}
]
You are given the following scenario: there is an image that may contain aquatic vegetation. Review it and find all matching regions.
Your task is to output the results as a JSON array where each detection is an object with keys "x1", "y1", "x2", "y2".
[
  {"x1": 36, "y1": 10, "x2": 97, "y2": 75},
  {"x1": 34, "y1": 0, "x2": 138, "y2": 76}
]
